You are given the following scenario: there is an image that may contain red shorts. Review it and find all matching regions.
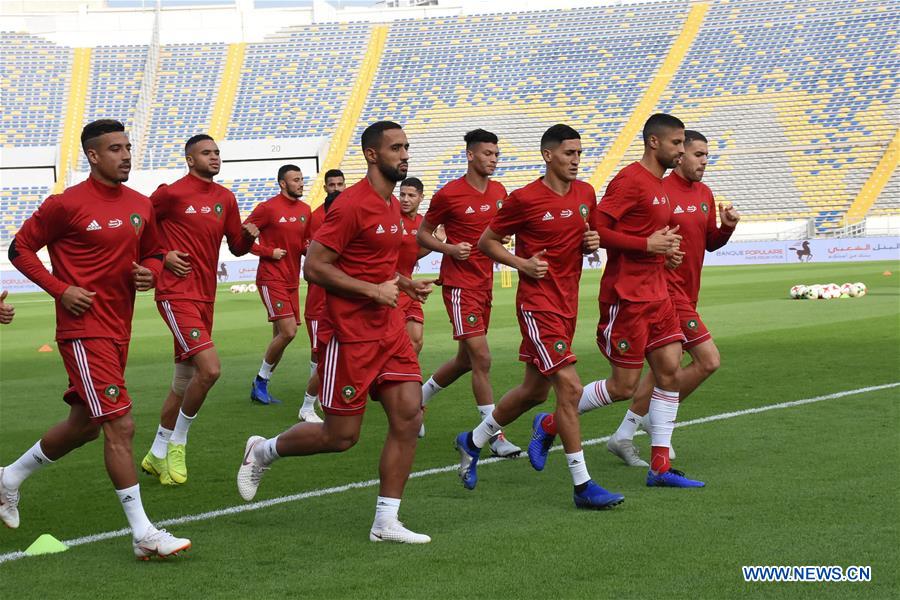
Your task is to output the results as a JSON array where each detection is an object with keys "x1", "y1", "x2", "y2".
[
  {"x1": 317, "y1": 331, "x2": 421, "y2": 416},
  {"x1": 597, "y1": 297, "x2": 685, "y2": 369},
  {"x1": 157, "y1": 299, "x2": 215, "y2": 362},
  {"x1": 58, "y1": 338, "x2": 132, "y2": 423},
  {"x1": 517, "y1": 306, "x2": 577, "y2": 376},
  {"x1": 305, "y1": 317, "x2": 321, "y2": 352},
  {"x1": 258, "y1": 283, "x2": 300, "y2": 323},
  {"x1": 442, "y1": 286, "x2": 491, "y2": 340},
  {"x1": 673, "y1": 297, "x2": 712, "y2": 350},
  {"x1": 397, "y1": 293, "x2": 424, "y2": 323}
]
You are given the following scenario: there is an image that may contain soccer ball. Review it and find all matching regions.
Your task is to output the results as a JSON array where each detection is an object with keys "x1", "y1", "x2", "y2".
[
  {"x1": 840, "y1": 283, "x2": 854, "y2": 296},
  {"x1": 803, "y1": 286, "x2": 818, "y2": 300},
  {"x1": 237, "y1": 284, "x2": 249, "y2": 294},
  {"x1": 248, "y1": 283, "x2": 258, "y2": 293},
  {"x1": 790, "y1": 285, "x2": 807, "y2": 299},
  {"x1": 855, "y1": 282, "x2": 867, "y2": 297},
  {"x1": 824, "y1": 283, "x2": 842, "y2": 299},
  {"x1": 230, "y1": 285, "x2": 240, "y2": 294}
]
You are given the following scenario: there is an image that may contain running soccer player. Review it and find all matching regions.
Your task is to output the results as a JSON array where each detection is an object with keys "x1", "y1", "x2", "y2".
[
  {"x1": 141, "y1": 134, "x2": 258, "y2": 486},
  {"x1": 577, "y1": 113, "x2": 705, "y2": 488},
  {"x1": 415, "y1": 129, "x2": 521, "y2": 457},
  {"x1": 246, "y1": 165, "x2": 311, "y2": 405},
  {"x1": 0, "y1": 290, "x2": 14, "y2": 324},
  {"x1": 454, "y1": 124, "x2": 624, "y2": 509},
  {"x1": 238, "y1": 121, "x2": 434, "y2": 544},
  {"x1": 606, "y1": 130, "x2": 739, "y2": 466},
  {"x1": 0, "y1": 119, "x2": 191, "y2": 558},
  {"x1": 297, "y1": 190, "x2": 341, "y2": 423},
  {"x1": 396, "y1": 177, "x2": 431, "y2": 355}
]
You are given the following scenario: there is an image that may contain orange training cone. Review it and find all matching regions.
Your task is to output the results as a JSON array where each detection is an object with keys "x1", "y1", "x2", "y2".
[{"x1": 38, "y1": 344, "x2": 53, "y2": 353}]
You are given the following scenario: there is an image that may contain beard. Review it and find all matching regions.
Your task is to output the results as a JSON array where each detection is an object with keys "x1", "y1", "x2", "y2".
[{"x1": 379, "y1": 162, "x2": 407, "y2": 183}]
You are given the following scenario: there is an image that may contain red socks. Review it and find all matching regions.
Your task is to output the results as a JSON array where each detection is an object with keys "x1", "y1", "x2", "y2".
[
  {"x1": 651, "y1": 446, "x2": 670, "y2": 474},
  {"x1": 540, "y1": 413, "x2": 558, "y2": 436}
]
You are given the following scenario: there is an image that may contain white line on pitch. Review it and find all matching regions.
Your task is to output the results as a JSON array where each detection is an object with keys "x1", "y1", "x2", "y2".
[{"x1": 1, "y1": 381, "x2": 897, "y2": 565}]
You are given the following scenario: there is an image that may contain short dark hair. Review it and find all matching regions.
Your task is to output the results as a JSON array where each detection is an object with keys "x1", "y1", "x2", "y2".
[
  {"x1": 185, "y1": 134, "x2": 214, "y2": 154},
  {"x1": 540, "y1": 124, "x2": 580, "y2": 150},
  {"x1": 278, "y1": 164, "x2": 302, "y2": 182},
  {"x1": 684, "y1": 130, "x2": 708, "y2": 146},
  {"x1": 323, "y1": 168, "x2": 344, "y2": 181},
  {"x1": 642, "y1": 113, "x2": 685, "y2": 144},
  {"x1": 361, "y1": 121, "x2": 402, "y2": 152},
  {"x1": 400, "y1": 177, "x2": 424, "y2": 194},
  {"x1": 324, "y1": 190, "x2": 341, "y2": 213},
  {"x1": 81, "y1": 119, "x2": 125, "y2": 150},
  {"x1": 464, "y1": 128, "x2": 498, "y2": 149}
]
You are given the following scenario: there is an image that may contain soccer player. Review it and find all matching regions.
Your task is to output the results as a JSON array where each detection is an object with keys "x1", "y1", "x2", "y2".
[
  {"x1": 0, "y1": 119, "x2": 191, "y2": 558},
  {"x1": 246, "y1": 165, "x2": 312, "y2": 405},
  {"x1": 453, "y1": 124, "x2": 624, "y2": 509},
  {"x1": 141, "y1": 134, "x2": 259, "y2": 486},
  {"x1": 576, "y1": 113, "x2": 705, "y2": 488},
  {"x1": 0, "y1": 290, "x2": 13, "y2": 324},
  {"x1": 323, "y1": 168, "x2": 346, "y2": 195},
  {"x1": 396, "y1": 177, "x2": 431, "y2": 355},
  {"x1": 606, "y1": 130, "x2": 739, "y2": 465},
  {"x1": 238, "y1": 121, "x2": 434, "y2": 543},
  {"x1": 415, "y1": 129, "x2": 521, "y2": 457},
  {"x1": 297, "y1": 189, "x2": 341, "y2": 423}
]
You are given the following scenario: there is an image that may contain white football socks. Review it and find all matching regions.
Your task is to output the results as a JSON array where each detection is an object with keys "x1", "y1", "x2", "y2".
[
  {"x1": 169, "y1": 409, "x2": 196, "y2": 445},
  {"x1": 117, "y1": 484, "x2": 153, "y2": 538},
  {"x1": 648, "y1": 388, "x2": 679, "y2": 449},
  {"x1": 2, "y1": 440, "x2": 53, "y2": 489},
  {"x1": 578, "y1": 379, "x2": 614, "y2": 414},
  {"x1": 566, "y1": 450, "x2": 591, "y2": 486},
  {"x1": 254, "y1": 437, "x2": 281, "y2": 466},
  {"x1": 258, "y1": 360, "x2": 275, "y2": 380},
  {"x1": 150, "y1": 425, "x2": 173, "y2": 459},
  {"x1": 421, "y1": 376, "x2": 444, "y2": 407},
  {"x1": 301, "y1": 393, "x2": 318, "y2": 412},
  {"x1": 613, "y1": 410, "x2": 643, "y2": 441},
  {"x1": 471, "y1": 413, "x2": 501, "y2": 448}
]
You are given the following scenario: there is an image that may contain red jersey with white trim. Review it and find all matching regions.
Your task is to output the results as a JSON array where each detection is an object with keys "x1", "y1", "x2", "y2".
[
  {"x1": 490, "y1": 178, "x2": 596, "y2": 318},
  {"x1": 663, "y1": 171, "x2": 734, "y2": 303},
  {"x1": 152, "y1": 173, "x2": 252, "y2": 303},
  {"x1": 303, "y1": 204, "x2": 327, "y2": 319},
  {"x1": 424, "y1": 176, "x2": 506, "y2": 289},
  {"x1": 397, "y1": 212, "x2": 423, "y2": 278},
  {"x1": 245, "y1": 194, "x2": 311, "y2": 289},
  {"x1": 594, "y1": 162, "x2": 672, "y2": 303},
  {"x1": 313, "y1": 178, "x2": 404, "y2": 342},
  {"x1": 10, "y1": 176, "x2": 164, "y2": 342}
]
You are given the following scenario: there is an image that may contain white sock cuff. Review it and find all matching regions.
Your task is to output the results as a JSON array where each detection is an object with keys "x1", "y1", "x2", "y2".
[
  {"x1": 31, "y1": 440, "x2": 54, "y2": 464},
  {"x1": 477, "y1": 403, "x2": 495, "y2": 419},
  {"x1": 651, "y1": 387, "x2": 679, "y2": 403}
]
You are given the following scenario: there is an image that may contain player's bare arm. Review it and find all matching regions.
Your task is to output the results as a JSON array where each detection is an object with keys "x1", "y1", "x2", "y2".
[
  {"x1": 417, "y1": 217, "x2": 470, "y2": 260},
  {"x1": 304, "y1": 240, "x2": 398, "y2": 305}
]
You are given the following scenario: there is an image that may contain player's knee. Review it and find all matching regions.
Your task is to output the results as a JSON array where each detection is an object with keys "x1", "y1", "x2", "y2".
[
  {"x1": 469, "y1": 348, "x2": 491, "y2": 372},
  {"x1": 697, "y1": 349, "x2": 721, "y2": 377},
  {"x1": 172, "y1": 362, "x2": 195, "y2": 395},
  {"x1": 329, "y1": 431, "x2": 359, "y2": 452},
  {"x1": 195, "y1": 362, "x2": 221, "y2": 385},
  {"x1": 281, "y1": 325, "x2": 297, "y2": 342},
  {"x1": 607, "y1": 378, "x2": 638, "y2": 401},
  {"x1": 104, "y1": 414, "x2": 135, "y2": 443}
]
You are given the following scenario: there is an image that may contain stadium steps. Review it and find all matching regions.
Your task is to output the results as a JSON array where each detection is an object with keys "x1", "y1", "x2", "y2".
[
  {"x1": 54, "y1": 47, "x2": 92, "y2": 194},
  {"x1": 307, "y1": 24, "x2": 389, "y2": 209},
  {"x1": 587, "y1": 1, "x2": 710, "y2": 192},
  {"x1": 845, "y1": 127, "x2": 900, "y2": 223},
  {"x1": 209, "y1": 42, "x2": 246, "y2": 140}
]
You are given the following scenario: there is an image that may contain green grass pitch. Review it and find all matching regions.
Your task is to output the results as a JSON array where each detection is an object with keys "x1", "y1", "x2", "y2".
[{"x1": 1, "y1": 260, "x2": 898, "y2": 599}]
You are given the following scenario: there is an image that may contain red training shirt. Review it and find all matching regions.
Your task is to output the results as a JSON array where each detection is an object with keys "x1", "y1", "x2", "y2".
[
  {"x1": 397, "y1": 212, "x2": 424, "y2": 278},
  {"x1": 424, "y1": 176, "x2": 506, "y2": 289},
  {"x1": 490, "y1": 178, "x2": 596, "y2": 318},
  {"x1": 303, "y1": 204, "x2": 327, "y2": 320},
  {"x1": 152, "y1": 173, "x2": 253, "y2": 303},
  {"x1": 245, "y1": 193, "x2": 311, "y2": 289},
  {"x1": 11, "y1": 176, "x2": 164, "y2": 342},
  {"x1": 312, "y1": 178, "x2": 404, "y2": 342},
  {"x1": 594, "y1": 162, "x2": 672, "y2": 303},
  {"x1": 663, "y1": 171, "x2": 734, "y2": 303}
]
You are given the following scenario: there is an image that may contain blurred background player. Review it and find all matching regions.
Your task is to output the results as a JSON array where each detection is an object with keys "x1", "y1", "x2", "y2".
[
  {"x1": 415, "y1": 129, "x2": 521, "y2": 457},
  {"x1": 298, "y1": 189, "x2": 342, "y2": 423},
  {"x1": 396, "y1": 177, "x2": 432, "y2": 355},
  {"x1": 0, "y1": 290, "x2": 14, "y2": 324},
  {"x1": 579, "y1": 113, "x2": 705, "y2": 488},
  {"x1": 607, "y1": 130, "x2": 740, "y2": 465},
  {"x1": 455, "y1": 124, "x2": 624, "y2": 509},
  {"x1": 1, "y1": 119, "x2": 190, "y2": 559},
  {"x1": 141, "y1": 134, "x2": 259, "y2": 486},
  {"x1": 237, "y1": 121, "x2": 435, "y2": 544},
  {"x1": 245, "y1": 164, "x2": 311, "y2": 405},
  {"x1": 323, "y1": 168, "x2": 346, "y2": 195}
]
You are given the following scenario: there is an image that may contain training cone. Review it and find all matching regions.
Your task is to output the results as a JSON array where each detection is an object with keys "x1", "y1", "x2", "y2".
[
  {"x1": 38, "y1": 344, "x2": 53, "y2": 353},
  {"x1": 24, "y1": 534, "x2": 68, "y2": 556},
  {"x1": 883, "y1": 271, "x2": 892, "y2": 276}
]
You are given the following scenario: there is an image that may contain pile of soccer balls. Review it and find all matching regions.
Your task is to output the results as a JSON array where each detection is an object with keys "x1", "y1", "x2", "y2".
[
  {"x1": 229, "y1": 283, "x2": 258, "y2": 294},
  {"x1": 789, "y1": 282, "x2": 867, "y2": 300}
]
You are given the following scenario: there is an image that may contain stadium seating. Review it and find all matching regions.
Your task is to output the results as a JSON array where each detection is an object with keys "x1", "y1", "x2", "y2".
[
  {"x1": 221, "y1": 175, "x2": 314, "y2": 217},
  {"x1": 0, "y1": 186, "x2": 48, "y2": 244}
]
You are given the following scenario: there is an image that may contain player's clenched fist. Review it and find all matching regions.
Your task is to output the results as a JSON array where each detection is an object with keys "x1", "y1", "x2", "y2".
[
  {"x1": 272, "y1": 248, "x2": 287, "y2": 260},
  {"x1": 372, "y1": 276, "x2": 400, "y2": 307},
  {"x1": 646, "y1": 225, "x2": 682, "y2": 255},
  {"x1": 241, "y1": 222, "x2": 260, "y2": 239},
  {"x1": 132, "y1": 262, "x2": 154, "y2": 291},
  {"x1": 719, "y1": 202, "x2": 741, "y2": 228},
  {"x1": 60, "y1": 286, "x2": 96, "y2": 316},
  {"x1": 582, "y1": 222, "x2": 600, "y2": 253},
  {"x1": 521, "y1": 249, "x2": 549, "y2": 279},
  {"x1": 450, "y1": 242, "x2": 472, "y2": 261},
  {"x1": 406, "y1": 278, "x2": 436, "y2": 303},
  {"x1": 0, "y1": 290, "x2": 14, "y2": 324},
  {"x1": 665, "y1": 248, "x2": 685, "y2": 270}
]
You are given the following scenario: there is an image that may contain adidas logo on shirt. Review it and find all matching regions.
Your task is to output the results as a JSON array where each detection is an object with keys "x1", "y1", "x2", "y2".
[
  {"x1": 185, "y1": 205, "x2": 197, "y2": 214},
  {"x1": 465, "y1": 206, "x2": 475, "y2": 214},
  {"x1": 542, "y1": 211, "x2": 554, "y2": 221},
  {"x1": 86, "y1": 220, "x2": 102, "y2": 231},
  {"x1": 652, "y1": 197, "x2": 660, "y2": 205},
  {"x1": 674, "y1": 205, "x2": 684, "y2": 214},
  {"x1": 376, "y1": 224, "x2": 385, "y2": 234},
  {"x1": 279, "y1": 216, "x2": 287, "y2": 223}
]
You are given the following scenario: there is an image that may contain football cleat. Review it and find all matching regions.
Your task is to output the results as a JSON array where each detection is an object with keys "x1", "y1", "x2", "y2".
[
  {"x1": 527, "y1": 412, "x2": 556, "y2": 471},
  {"x1": 489, "y1": 432, "x2": 521, "y2": 458},
  {"x1": 573, "y1": 480, "x2": 625, "y2": 510},
  {"x1": 166, "y1": 443, "x2": 188, "y2": 484},
  {"x1": 140, "y1": 451, "x2": 175, "y2": 485},
  {"x1": 250, "y1": 378, "x2": 281, "y2": 405},
  {"x1": 606, "y1": 436, "x2": 649, "y2": 467},
  {"x1": 369, "y1": 519, "x2": 431, "y2": 544},
  {"x1": 298, "y1": 408, "x2": 323, "y2": 423},
  {"x1": 237, "y1": 435, "x2": 269, "y2": 501},
  {"x1": 454, "y1": 432, "x2": 481, "y2": 490},
  {"x1": 646, "y1": 468, "x2": 704, "y2": 488},
  {"x1": 133, "y1": 527, "x2": 191, "y2": 560},
  {"x1": 0, "y1": 467, "x2": 20, "y2": 529}
]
